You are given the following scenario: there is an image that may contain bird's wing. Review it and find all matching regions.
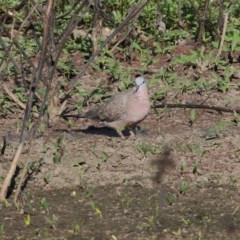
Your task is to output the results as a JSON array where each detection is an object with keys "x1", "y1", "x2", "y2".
[{"x1": 85, "y1": 89, "x2": 133, "y2": 122}]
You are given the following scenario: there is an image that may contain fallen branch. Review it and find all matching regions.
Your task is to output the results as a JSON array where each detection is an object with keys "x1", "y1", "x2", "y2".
[
  {"x1": 3, "y1": 84, "x2": 40, "y2": 118},
  {"x1": 153, "y1": 103, "x2": 240, "y2": 114},
  {"x1": 3, "y1": 84, "x2": 26, "y2": 110},
  {"x1": 60, "y1": 113, "x2": 86, "y2": 118},
  {"x1": 60, "y1": 102, "x2": 240, "y2": 120}
]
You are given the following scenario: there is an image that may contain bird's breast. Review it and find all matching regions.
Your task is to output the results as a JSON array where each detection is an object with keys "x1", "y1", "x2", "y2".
[{"x1": 127, "y1": 91, "x2": 150, "y2": 122}]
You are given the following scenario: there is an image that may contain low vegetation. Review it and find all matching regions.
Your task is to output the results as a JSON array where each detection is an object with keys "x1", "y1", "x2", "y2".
[{"x1": 0, "y1": 0, "x2": 240, "y2": 239}]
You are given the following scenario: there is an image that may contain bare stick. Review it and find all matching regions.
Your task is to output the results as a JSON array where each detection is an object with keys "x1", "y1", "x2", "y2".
[
  {"x1": 61, "y1": 0, "x2": 150, "y2": 100},
  {"x1": 13, "y1": 0, "x2": 54, "y2": 203},
  {"x1": 58, "y1": 0, "x2": 150, "y2": 117},
  {"x1": 3, "y1": 84, "x2": 26, "y2": 110},
  {"x1": 37, "y1": 0, "x2": 90, "y2": 123},
  {"x1": 154, "y1": 103, "x2": 240, "y2": 114},
  {"x1": 3, "y1": 83, "x2": 40, "y2": 118},
  {"x1": 1, "y1": 136, "x2": 7, "y2": 155},
  {"x1": 61, "y1": 102, "x2": 240, "y2": 120},
  {"x1": 0, "y1": 143, "x2": 23, "y2": 201},
  {"x1": 13, "y1": 142, "x2": 33, "y2": 203},
  {"x1": 215, "y1": 4, "x2": 231, "y2": 59}
]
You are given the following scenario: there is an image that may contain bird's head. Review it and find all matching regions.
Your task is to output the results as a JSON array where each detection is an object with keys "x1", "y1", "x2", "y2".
[
  {"x1": 134, "y1": 76, "x2": 146, "y2": 93},
  {"x1": 135, "y1": 76, "x2": 145, "y2": 86}
]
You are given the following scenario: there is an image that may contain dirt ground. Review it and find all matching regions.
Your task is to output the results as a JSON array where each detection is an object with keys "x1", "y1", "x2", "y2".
[{"x1": 1, "y1": 62, "x2": 240, "y2": 239}]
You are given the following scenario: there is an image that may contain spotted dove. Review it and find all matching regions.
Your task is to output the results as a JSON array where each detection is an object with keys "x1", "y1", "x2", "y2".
[{"x1": 85, "y1": 76, "x2": 151, "y2": 138}]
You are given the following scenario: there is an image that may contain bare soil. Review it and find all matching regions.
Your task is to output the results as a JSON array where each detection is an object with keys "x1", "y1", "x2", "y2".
[{"x1": 1, "y1": 56, "x2": 240, "y2": 239}]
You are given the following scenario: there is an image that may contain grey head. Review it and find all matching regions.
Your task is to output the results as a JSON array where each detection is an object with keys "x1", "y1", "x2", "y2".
[
  {"x1": 134, "y1": 76, "x2": 146, "y2": 93},
  {"x1": 135, "y1": 76, "x2": 145, "y2": 86}
]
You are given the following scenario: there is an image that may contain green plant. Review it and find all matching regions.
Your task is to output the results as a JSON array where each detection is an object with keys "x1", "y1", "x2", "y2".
[
  {"x1": 45, "y1": 214, "x2": 58, "y2": 230},
  {"x1": 189, "y1": 109, "x2": 197, "y2": 125},
  {"x1": 40, "y1": 197, "x2": 50, "y2": 214},
  {"x1": 196, "y1": 230, "x2": 202, "y2": 240},
  {"x1": 231, "y1": 111, "x2": 240, "y2": 126},
  {"x1": 142, "y1": 215, "x2": 157, "y2": 230},
  {"x1": 121, "y1": 194, "x2": 133, "y2": 208},
  {"x1": 166, "y1": 193, "x2": 177, "y2": 205},
  {"x1": 69, "y1": 222, "x2": 83, "y2": 234},
  {"x1": 52, "y1": 133, "x2": 65, "y2": 163},
  {"x1": 135, "y1": 142, "x2": 162, "y2": 157},
  {"x1": 1, "y1": 199, "x2": 9, "y2": 208},
  {"x1": 44, "y1": 173, "x2": 52, "y2": 185},
  {"x1": 0, "y1": 0, "x2": 19, "y2": 9},
  {"x1": 140, "y1": 195, "x2": 161, "y2": 230},
  {"x1": 197, "y1": 212, "x2": 211, "y2": 229},
  {"x1": 215, "y1": 116, "x2": 225, "y2": 133},
  {"x1": 139, "y1": 48, "x2": 159, "y2": 72},
  {"x1": 93, "y1": 48, "x2": 132, "y2": 86},
  {"x1": 19, "y1": 38, "x2": 39, "y2": 56},
  {"x1": 179, "y1": 160, "x2": 186, "y2": 174},
  {"x1": 235, "y1": 148, "x2": 240, "y2": 160},
  {"x1": 96, "y1": 151, "x2": 112, "y2": 170},
  {"x1": 0, "y1": 223, "x2": 4, "y2": 236},
  {"x1": 57, "y1": 59, "x2": 77, "y2": 78},
  {"x1": 0, "y1": 93, "x2": 11, "y2": 116},
  {"x1": 195, "y1": 77, "x2": 215, "y2": 91},
  {"x1": 27, "y1": 158, "x2": 44, "y2": 176},
  {"x1": 179, "y1": 181, "x2": 189, "y2": 194},
  {"x1": 229, "y1": 176, "x2": 237, "y2": 187},
  {"x1": 152, "y1": 85, "x2": 169, "y2": 103},
  {"x1": 24, "y1": 214, "x2": 31, "y2": 226},
  {"x1": 85, "y1": 187, "x2": 103, "y2": 218},
  {"x1": 182, "y1": 217, "x2": 191, "y2": 227},
  {"x1": 63, "y1": 118, "x2": 74, "y2": 129},
  {"x1": 74, "y1": 87, "x2": 88, "y2": 110},
  {"x1": 12, "y1": 87, "x2": 27, "y2": 103},
  {"x1": 172, "y1": 46, "x2": 229, "y2": 83},
  {"x1": 224, "y1": 27, "x2": 240, "y2": 58},
  {"x1": 185, "y1": 143, "x2": 206, "y2": 159},
  {"x1": 192, "y1": 160, "x2": 199, "y2": 174},
  {"x1": 179, "y1": 78, "x2": 197, "y2": 93}
]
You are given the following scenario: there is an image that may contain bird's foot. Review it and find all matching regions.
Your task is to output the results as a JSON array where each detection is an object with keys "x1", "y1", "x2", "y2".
[
  {"x1": 129, "y1": 130, "x2": 136, "y2": 138},
  {"x1": 118, "y1": 131, "x2": 126, "y2": 140}
]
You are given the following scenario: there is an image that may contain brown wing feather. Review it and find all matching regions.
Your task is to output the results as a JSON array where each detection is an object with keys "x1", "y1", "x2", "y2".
[{"x1": 85, "y1": 90, "x2": 131, "y2": 122}]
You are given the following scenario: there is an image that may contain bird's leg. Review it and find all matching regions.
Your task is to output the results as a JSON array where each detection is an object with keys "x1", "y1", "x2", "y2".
[
  {"x1": 116, "y1": 125, "x2": 126, "y2": 139},
  {"x1": 129, "y1": 128, "x2": 136, "y2": 138},
  {"x1": 118, "y1": 131, "x2": 126, "y2": 139}
]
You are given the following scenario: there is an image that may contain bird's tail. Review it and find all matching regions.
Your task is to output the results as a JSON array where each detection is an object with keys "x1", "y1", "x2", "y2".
[
  {"x1": 84, "y1": 107, "x2": 100, "y2": 119},
  {"x1": 60, "y1": 106, "x2": 100, "y2": 119}
]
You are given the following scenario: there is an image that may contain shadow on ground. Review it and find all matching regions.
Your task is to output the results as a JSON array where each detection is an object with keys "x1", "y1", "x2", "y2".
[{"x1": 1, "y1": 183, "x2": 240, "y2": 240}]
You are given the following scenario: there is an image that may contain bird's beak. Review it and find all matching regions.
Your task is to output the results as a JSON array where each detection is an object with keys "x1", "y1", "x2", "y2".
[
  {"x1": 134, "y1": 81, "x2": 144, "y2": 93},
  {"x1": 134, "y1": 85, "x2": 140, "y2": 93}
]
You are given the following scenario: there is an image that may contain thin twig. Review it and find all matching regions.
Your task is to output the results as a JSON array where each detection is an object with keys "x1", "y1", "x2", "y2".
[
  {"x1": 1, "y1": 136, "x2": 7, "y2": 155},
  {"x1": 61, "y1": 102, "x2": 240, "y2": 120},
  {"x1": 0, "y1": 36, "x2": 22, "y2": 74},
  {"x1": 153, "y1": 103, "x2": 240, "y2": 114},
  {"x1": 3, "y1": 84, "x2": 26, "y2": 110},
  {"x1": 61, "y1": 0, "x2": 150, "y2": 100},
  {"x1": 110, "y1": 3, "x2": 143, "y2": 52},
  {"x1": 40, "y1": 1, "x2": 90, "y2": 118},
  {"x1": 13, "y1": 0, "x2": 54, "y2": 203},
  {"x1": 215, "y1": 4, "x2": 231, "y2": 59},
  {"x1": 20, "y1": 0, "x2": 53, "y2": 143},
  {"x1": 13, "y1": 142, "x2": 33, "y2": 203}
]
